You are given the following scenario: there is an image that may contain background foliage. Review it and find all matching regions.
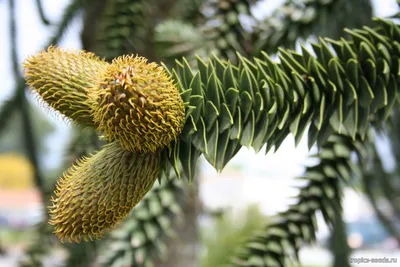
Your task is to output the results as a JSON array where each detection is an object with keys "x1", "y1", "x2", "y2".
[{"x1": 1, "y1": 0, "x2": 399, "y2": 266}]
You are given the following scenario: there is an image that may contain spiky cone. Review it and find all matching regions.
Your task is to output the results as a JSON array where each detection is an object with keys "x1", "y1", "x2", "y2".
[
  {"x1": 90, "y1": 55, "x2": 185, "y2": 153},
  {"x1": 49, "y1": 141, "x2": 160, "y2": 242},
  {"x1": 23, "y1": 46, "x2": 109, "y2": 127}
]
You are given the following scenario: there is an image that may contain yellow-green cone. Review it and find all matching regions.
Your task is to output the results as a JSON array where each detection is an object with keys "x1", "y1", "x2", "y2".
[
  {"x1": 49, "y1": 141, "x2": 160, "y2": 242},
  {"x1": 23, "y1": 46, "x2": 109, "y2": 126},
  {"x1": 90, "y1": 55, "x2": 185, "y2": 152}
]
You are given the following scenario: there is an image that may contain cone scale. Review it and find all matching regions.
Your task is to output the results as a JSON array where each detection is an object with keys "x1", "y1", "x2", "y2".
[
  {"x1": 22, "y1": 46, "x2": 185, "y2": 242},
  {"x1": 23, "y1": 46, "x2": 108, "y2": 126},
  {"x1": 49, "y1": 141, "x2": 161, "y2": 242},
  {"x1": 91, "y1": 55, "x2": 185, "y2": 153}
]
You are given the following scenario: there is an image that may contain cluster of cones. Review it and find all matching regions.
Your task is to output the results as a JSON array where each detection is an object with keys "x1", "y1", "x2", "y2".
[{"x1": 22, "y1": 46, "x2": 184, "y2": 242}]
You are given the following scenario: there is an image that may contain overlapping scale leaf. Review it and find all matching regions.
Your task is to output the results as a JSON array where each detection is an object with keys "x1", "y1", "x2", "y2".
[
  {"x1": 97, "y1": 177, "x2": 185, "y2": 267},
  {"x1": 253, "y1": 0, "x2": 373, "y2": 55},
  {"x1": 166, "y1": 19, "x2": 400, "y2": 181},
  {"x1": 231, "y1": 134, "x2": 364, "y2": 266},
  {"x1": 96, "y1": 0, "x2": 147, "y2": 58},
  {"x1": 201, "y1": 0, "x2": 256, "y2": 61}
]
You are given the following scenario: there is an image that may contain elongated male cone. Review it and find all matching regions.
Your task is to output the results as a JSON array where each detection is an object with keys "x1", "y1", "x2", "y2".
[
  {"x1": 23, "y1": 46, "x2": 109, "y2": 126},
  {"x1": 49, "y1": 141, "x2": 160, "y2": 242},
  {"x1": 90, "y1": 55, "x2": 185, "y2": 152}
]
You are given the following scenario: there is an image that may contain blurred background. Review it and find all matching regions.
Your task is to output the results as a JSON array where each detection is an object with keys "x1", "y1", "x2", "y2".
[{"x1": 0, "y1": 0, "x2": 400, "y2": 266}]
